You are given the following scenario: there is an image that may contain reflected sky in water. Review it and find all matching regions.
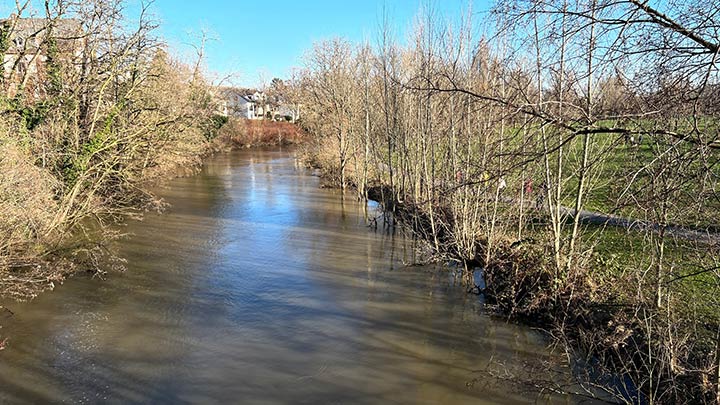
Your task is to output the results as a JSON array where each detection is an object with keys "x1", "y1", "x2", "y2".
[{"x1": 0, "y1": 149, "x2": 584, "y2": 404}]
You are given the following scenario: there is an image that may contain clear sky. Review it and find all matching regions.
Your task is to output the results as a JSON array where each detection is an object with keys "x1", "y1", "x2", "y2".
[
  {"x1": 147, "y1": 0, "x2": 493, "y2": 88},
  {"x1": 0, "y1": 0, "x2": 493, "y2": 87}
]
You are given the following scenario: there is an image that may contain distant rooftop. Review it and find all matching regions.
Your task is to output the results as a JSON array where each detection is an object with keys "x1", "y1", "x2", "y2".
[{"x1": 0, "y1": 16, "x2": 83, "y2": 54}]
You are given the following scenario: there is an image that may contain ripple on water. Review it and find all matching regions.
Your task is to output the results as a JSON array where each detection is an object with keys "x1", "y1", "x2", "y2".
[{"x1": 0, "y1": 149, "x2": 590, "y2": 404}]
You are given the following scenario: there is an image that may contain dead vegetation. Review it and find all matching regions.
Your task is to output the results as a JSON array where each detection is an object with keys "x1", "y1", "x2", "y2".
[
  {"x1": 293, "y1": 1, "x2": 720, "y2": 402},
  {"x1": 0, "y1": 1, "x2": 226, "y2": 301},
  {"x1": 217, "y1": 119, "x2": 306, "y2": 148}
]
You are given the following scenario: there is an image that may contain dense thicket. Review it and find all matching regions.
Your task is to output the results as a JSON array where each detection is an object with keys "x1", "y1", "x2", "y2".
[
  {"x1": 295, "y1": 1, "x2": 720, "y2": 403},
  {"x1": 0, "y1": 0, "x2": 224, "y2": 301}
]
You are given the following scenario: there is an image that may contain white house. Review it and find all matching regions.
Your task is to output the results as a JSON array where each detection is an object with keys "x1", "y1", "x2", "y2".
[
  {"x1": 219, "y1": 88, "x2": 270, "y2": 119},
  {"x1": 235, "y1": 95, "x2": 257, "y2": 119},
  {"x1": 276, "y1": 103, "x2": 301, "y2": 122},
  {"x1": 218, "y1": 87, "x2": 299, "y2": 121}
]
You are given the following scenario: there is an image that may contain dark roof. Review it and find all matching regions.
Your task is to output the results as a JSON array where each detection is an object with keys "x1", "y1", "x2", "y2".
[{"x1": 217, "y1": 86, "x2": 264, "y2": 103}]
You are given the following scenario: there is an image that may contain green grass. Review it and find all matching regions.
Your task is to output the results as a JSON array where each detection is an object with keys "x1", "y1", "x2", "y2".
[
  {"x1": 581, "y1": 223, "x2": 719, "y2": 326},
  {"x1": 553, "y1": 128, "x2": 720, "y2": 229}
]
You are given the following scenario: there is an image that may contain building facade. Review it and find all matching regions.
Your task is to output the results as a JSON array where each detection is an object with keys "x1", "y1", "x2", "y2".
[{"x1": 1, "y1": 16, "x2": 84, "y2": 98}]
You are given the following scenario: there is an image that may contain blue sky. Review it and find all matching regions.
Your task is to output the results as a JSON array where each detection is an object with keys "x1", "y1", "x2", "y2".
[
  {"x1": 148, "y1": 0, "x2": 493, "y2": 87},
  {"x1": 1, "y1": 0, "x2": 492, "y2": 87}
]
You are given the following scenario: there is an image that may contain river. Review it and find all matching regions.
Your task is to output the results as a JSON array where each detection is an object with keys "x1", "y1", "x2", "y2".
[{"x1": 0, "y1": 149, "x2": 586, "y2": 404}]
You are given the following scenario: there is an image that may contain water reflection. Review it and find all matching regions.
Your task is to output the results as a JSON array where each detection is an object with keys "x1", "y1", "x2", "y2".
[{"x1": 0, "y1": 149, "x2": 582, "y2": 404}]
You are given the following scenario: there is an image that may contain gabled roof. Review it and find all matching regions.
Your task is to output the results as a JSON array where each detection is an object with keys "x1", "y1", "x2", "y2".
[{"x1": 216, "y1": 86, "x2": 267, "y2": 104}]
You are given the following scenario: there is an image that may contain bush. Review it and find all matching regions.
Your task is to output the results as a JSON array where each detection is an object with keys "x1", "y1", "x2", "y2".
[{"x1": 217, "y1": 118, "x2": 306, "y2": 147}]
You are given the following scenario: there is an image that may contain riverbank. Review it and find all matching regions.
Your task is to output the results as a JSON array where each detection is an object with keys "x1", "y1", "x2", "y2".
[
  {"x1": 0, "y1": 120, "x2": 217, "y2": 303},
  {"x1": 0, "y1": 126, "x2": 305, "y2": 293},
  {"x1": 0, "y1": 149, "x2": 580, "y2": 403},
  {"x1": 299, "y1": 144, "x2": 719, "y2": 404},
  {"x1": 0, "y1": 114, "x2": 305, "y2": 349}
]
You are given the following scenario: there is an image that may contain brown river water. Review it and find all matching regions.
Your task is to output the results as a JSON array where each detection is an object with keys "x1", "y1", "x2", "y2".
[{"x1": 0, "y1": 149, "x2": 591, "y2": 404}]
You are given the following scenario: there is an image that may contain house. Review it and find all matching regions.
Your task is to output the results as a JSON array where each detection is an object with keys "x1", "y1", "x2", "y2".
[
  {"x1": 216, "y1": 87, "x2": 300, "y2": 122},
  {"x1": 219, "y1": 88, "x2": 271, "y2": 119},
  {"x1": 235, "y1": 95, "x2": 257, "y2": 119},
  {"x1": 275, "y1": 103, "x2": 301, "y2": 122},
  {"x1": 1, "y1": 15, "x2": 84, "y2": 98}
]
